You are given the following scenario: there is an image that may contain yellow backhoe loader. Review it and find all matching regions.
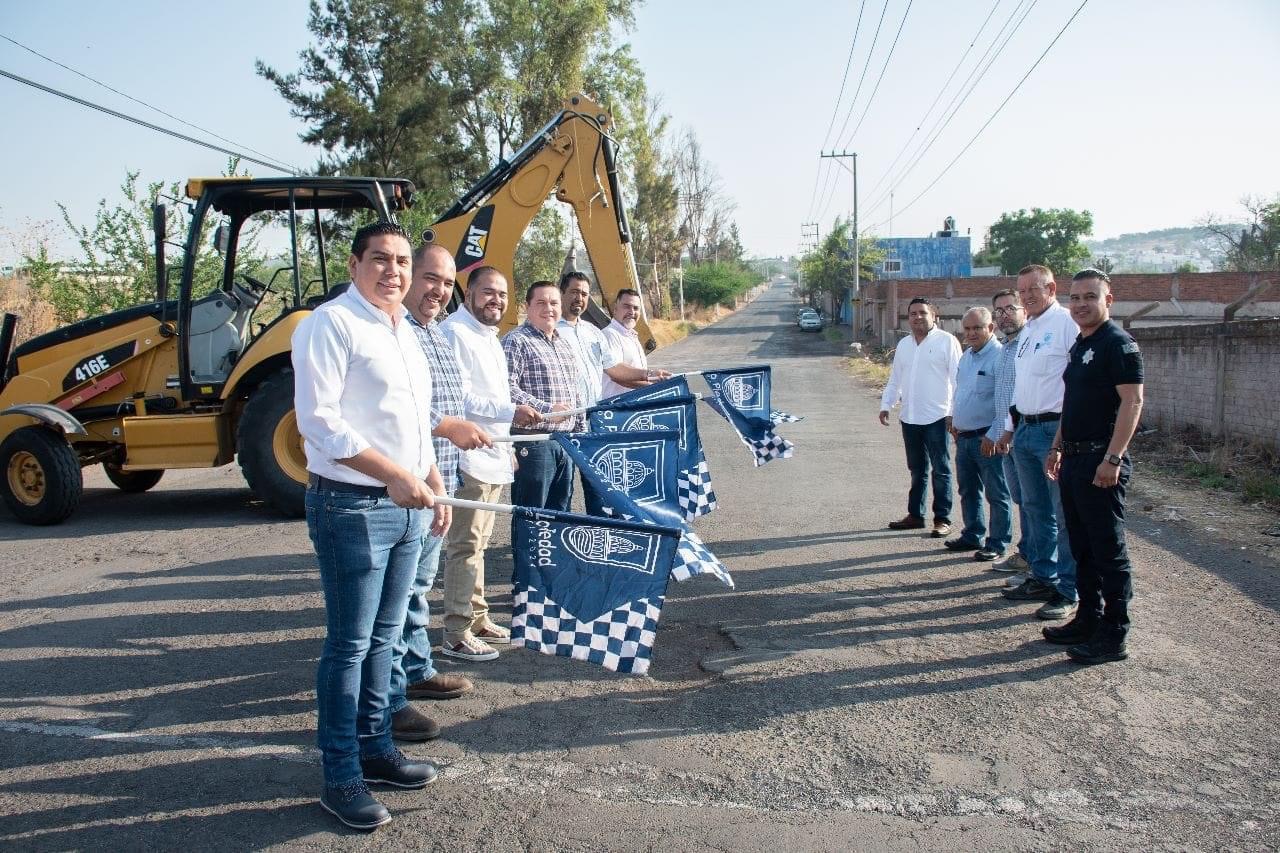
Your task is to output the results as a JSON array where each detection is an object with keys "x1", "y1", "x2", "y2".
[{"x1": 0, "y1": 93, "x2": 652, "y2": 525}]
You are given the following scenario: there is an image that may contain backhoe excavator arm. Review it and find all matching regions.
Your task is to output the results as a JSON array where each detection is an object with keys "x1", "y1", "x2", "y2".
[{"x1": 427, "y1": 94, "x2": 657, "y2": 352}]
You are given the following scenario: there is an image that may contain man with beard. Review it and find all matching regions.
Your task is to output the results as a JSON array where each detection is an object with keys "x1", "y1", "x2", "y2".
[
  {"x1": 879, "y1": 297, "x2": 962, "y2": 537},
  {"x1": 988, "y1": 290, "x2": 1033, "y2": 576},
  {"x1": 600, "y1": 288, "x2": 653, "y2": 400},
  {"x1": 557, "y1": 271, "x2": 667, "y2": 408},
  {"x1": 1043, "y1": 269, "x2": 1143, "y2": 664},
  {"x1": 439, "y1": 266, "x2": 540, "y2": 662}
]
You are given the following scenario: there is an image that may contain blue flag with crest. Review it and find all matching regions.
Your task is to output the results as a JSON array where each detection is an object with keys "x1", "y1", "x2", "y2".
[
  {"x1": 587, "y1": 389, "x2": 717, "y2": 520},
  {"x1": 701, "y1": 366, "x2": 796, "y2": 466},
  {"x1": 511, "y1": 506, "x2": 680, "y2": 674},
  {"x1": 554, "y1": 433, "x2": 734, "y2": 589},
  {"x1": 699, "y1": 365, "x2": 801, "y2": 426}
]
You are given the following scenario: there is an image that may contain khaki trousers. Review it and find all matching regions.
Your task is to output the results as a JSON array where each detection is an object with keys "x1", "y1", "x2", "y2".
[{"x1": 443, "y1": 477, "x2": 504, "y2": 641}]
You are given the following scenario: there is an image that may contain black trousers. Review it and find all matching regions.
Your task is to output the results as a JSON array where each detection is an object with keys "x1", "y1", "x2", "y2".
[{"x1": 1058, "y1": 452, "x2": 1133, "y2": 635}]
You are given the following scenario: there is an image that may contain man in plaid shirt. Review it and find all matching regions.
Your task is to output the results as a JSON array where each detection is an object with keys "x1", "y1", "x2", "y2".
[
  {"x1": 387, "y1": 244, "x2": 492, "y2": 741},
  {"x1": 502, "y1": 280, "x2": 582, "y2": 512}
]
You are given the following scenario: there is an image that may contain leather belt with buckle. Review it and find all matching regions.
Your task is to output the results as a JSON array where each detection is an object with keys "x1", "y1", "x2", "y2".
[
  {"x1": 1020, "y1": 412, "x2": 1061, "y2": 425},
  {"x1": 307, "y1": 473, "x2": 389, "y2": 497},
  {"x1": 1060, "y1": 440, "x2": 1109, "y2": 456}
]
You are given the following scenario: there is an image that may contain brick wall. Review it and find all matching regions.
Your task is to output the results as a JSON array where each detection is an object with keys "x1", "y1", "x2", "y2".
[{"x1": 1129, "y1": 319, "x2": 1280, "y2": 449}]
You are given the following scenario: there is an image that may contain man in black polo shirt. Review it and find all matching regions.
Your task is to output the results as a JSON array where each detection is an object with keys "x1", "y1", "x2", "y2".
[{"x1": 1042, "y1": 269, "x2": 1144, "y2": 664}]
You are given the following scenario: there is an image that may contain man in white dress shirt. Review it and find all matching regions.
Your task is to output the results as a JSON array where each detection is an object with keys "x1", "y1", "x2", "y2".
[
  {"x1": 879, "y1": 297, "x2": 963, "y2": 537},
  {"x1": 439, "y1": 266, "x2": 540, "y2": 662},
  {"x1": 1000, "y1": 263, "x2": 1080, "y2": 622},
  {"x1": 557, "y1": 271, "x2": 664, "y2": 407},
  {"x1": 600, "y1": 288, "x2": 651, "y2": 400},
  {"x1": 292, "y1": 222, "x2": 447, "y2": 829}
]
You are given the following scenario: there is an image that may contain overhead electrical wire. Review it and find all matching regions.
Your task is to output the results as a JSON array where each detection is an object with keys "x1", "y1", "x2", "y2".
[
  {"x1": 860, "y1": 0, "x2": 1040, "y2": 224},
  {"x1": 863, "y1": 0, "x2": 1091, "y2": 233},
  {"x1": 835, "y1": 0, "x2": 915, "y2": 153},
  {"x1": 812, "y1": 0, "x2": 892, "y2": 223},
  {"x1": 0, "y1": 32, "x2": 298, "y2": 173},
  {"x1": 0, "y1": 67, "x2": 299, "y2": 175},
  {"x1": 805, "y1": 0, "x2": 869, "y2": 222},
  {"x1": 859, "y1": 0, "x2": 1003, "y2": 208}
]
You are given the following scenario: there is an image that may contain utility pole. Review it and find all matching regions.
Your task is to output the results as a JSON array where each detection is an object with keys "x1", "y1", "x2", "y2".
[
  {"x1": 821, "y1": 150, "x2": 857, "y2": 336},
  {"x1": 675, "y1": 264, "x2": 685, "y2": 322}
]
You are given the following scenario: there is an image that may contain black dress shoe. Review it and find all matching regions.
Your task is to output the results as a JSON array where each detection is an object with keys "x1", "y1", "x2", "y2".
[
  {"x1": 944, "y1": 536, "x2": 981, "y2": 551},
  {"x1": 1067, "y1": 634, "x2": 1128, "y2": 665},
  {"x1": 361, "y1": 748, "x2": 438, "y2": 789},
  {"x1": 320, "y1": 780, "x2": 391, "y2": 830},
  {"x1": 973, "y1": 548, "x2": 1004, "y2": 562},
  {"x1": 888, "y1": 515, "x2": 925, "y2": 530},
  {"x1": 1043, "y1": 614, "x2": 1097, "y2": 645},
  {"x1": 391, "y1": 705, "x2": 441, "y2": 742}
]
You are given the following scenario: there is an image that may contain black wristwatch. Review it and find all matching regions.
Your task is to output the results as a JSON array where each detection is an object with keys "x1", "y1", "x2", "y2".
[{"x1": 1103, "y1": 453, "x2": 1122, "y2": 466}]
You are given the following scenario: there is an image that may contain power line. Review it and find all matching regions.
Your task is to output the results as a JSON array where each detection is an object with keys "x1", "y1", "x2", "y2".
[
  {"x1": 835, "y1": 0, "x2": 914, "y2": 152},
  {"x1": 864, "y1": 0, "x2": 1090, "y2": 233},
  {"x1": 806, "y1": 0, "x2": 870, "y2": 222},
  {"x1": 859, "y1": 0, "x2": 1003, "y2": 207},
  {"x1": 0, "y1": 67, "x2": 299, "y2": 175},
  {"x1": 862, "y1": 0, "x2": 1039, "y2": 223},
  {"x1": 0, "y1": 32, "x2": 298, "y2": 173},
  {"x1": 814, "y1": 0, "x2": 892, "y2": 223}
]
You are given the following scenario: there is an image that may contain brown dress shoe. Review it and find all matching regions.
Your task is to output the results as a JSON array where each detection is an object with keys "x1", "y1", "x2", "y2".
[
  {"x1": 407, "y1": 672, "x2": 474, "y2": 700},
  {"x1": 390, "y1": 705, "x2": 441, "y2": 742},
  {"x1": 930, "y1": 521, "x2": 952, "y2": 538},
  {"x1": 887, "y1": 515, "x2": 925, "y2": 530}
]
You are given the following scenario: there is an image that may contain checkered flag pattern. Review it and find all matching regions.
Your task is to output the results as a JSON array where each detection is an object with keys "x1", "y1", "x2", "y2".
[
  {"x1": 512, "y1": 585, "x2": 664, "y2": 674},
  {"x1": 673, "y1": 530, "x2": 734, "y2": 588},
  {"x1": 743, "y1": 429, "x2": 794, "y2": 467},
  {"x1": 676, "y1": 457, "x2": 717, "y2": 520},
  {"x1": 770, "y1": 409, "x2": 802, "y2": 424}
]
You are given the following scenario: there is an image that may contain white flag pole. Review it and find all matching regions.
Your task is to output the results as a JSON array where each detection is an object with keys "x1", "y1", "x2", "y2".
[
  {"x1": 434, "y1": 495, "x2": 517, "y2": 515},
  {"x1": 490, "y1": 433, "x2": 552, "y2": 442}
]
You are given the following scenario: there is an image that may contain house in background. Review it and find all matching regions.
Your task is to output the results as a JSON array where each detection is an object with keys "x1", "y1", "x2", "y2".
[{"x1": 873, "y1": 216, "x2": 972, "y2": 279}]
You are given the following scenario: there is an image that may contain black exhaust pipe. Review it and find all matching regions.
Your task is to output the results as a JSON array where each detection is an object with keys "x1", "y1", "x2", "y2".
[{"x1": 0, "y1": 312, "x2": 17, "y2": 392}]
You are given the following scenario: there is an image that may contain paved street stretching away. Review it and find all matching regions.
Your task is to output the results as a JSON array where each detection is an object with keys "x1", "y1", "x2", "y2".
[{"x1": 1, "y1": 281, "x2": 1277, "y2": 850}]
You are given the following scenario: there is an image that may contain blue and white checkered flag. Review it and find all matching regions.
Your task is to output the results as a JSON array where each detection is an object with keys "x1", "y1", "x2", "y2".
[
  {"x1": 771, "y1": 409, "x2": 802, "y2": 425},
  {"x1": 557, "y1": 434, "x2": 734, "y2": 589},
  {"x1": 588, "y1": 392, "x2": 716, "y2": 520},
  {"x1": 510, "y1": 506, "x2": 680, "y2": 674}
]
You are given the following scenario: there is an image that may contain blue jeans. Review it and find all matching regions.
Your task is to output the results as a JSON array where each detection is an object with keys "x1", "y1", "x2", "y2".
[
  {"x1": 901, "y1": 418, "x2": 953, "y2": 523},
  {"x1": 389, "y1": 533, "x2": 443, "y2": 715},
  {"x1": 954, "y1": 434, "x2": 1012, "y2": 552},
  {"x1": 511, "y1": 438, "x2": 574, "y2": 512},
  {"x1": 1003, "y1": 452, "x2": 1029, "y2": 559},
  {"x1": 305, "y1": 488, "x2": 424, "y2": 788},
  {"x1": 1012, "y1": 421, "x2": 1076, "y2": 598}
]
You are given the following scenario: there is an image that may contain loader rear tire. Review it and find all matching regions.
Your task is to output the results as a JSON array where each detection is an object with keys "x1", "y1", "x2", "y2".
[
  {"x1": 238, "y1": 369, "x2": 306, "y2": 518},
  {"x1": 1, "y1": 426, "x2": 82, "y2": 525},
  {"x1": 103, "y1": 463, "x2": 164, "y2": 493}
]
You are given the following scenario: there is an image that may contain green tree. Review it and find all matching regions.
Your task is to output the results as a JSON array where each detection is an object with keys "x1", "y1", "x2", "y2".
[
  {"x1": 1174, "y1": 261, "x2": 1199, "y2": 274},
  {"x1": 680, "y1": 261, "x2": 757, "y2": 308},
  {"x1": 513, "y1": 207, "x2": 569, "y2": 287},
  {"x1": 798, "y1": 219, "x2": 883, "y2": 304},
  {"x1": 983, "y1": 207, "x2": 1093, "y2": 276},
  {"x1": 1204, "y1": 195, "x2": 1280, "y2": 272}
]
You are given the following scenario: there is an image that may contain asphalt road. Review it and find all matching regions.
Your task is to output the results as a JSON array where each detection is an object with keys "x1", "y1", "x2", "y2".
[{"x1": 1, "y1": 280, "x2": 1277, "y2": 851}]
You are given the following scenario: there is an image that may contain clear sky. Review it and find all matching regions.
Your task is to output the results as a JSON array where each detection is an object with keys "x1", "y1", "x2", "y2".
[{"x1": 2, "y1": 0, "x2": 1278, "y2": 265}]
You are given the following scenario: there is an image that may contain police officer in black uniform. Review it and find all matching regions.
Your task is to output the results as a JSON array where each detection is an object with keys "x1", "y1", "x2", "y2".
[{"x1": 1041, "y1": 269, "x2": 1144, "y2": 664}]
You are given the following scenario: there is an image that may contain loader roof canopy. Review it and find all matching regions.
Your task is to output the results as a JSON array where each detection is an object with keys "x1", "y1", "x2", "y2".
[{"x1": 185, "y1": 177, "x2": 416, "y2": 218}]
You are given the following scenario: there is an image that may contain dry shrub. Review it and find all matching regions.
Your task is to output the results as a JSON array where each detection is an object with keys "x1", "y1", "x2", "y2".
[
  {"x1": 1132, "y1": 426, "x2": 1280, "y2": 509},
  {"x1": 0, "y1": 276, "x2": 59, "y2": 347}
]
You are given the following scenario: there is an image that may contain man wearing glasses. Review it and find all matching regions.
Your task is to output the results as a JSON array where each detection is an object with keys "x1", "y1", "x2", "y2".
[
  {"x1": 988, "y1": 290, "x2": 1033, "y2": 577},
  {"x1": 1000, "y1": 265, "x2": 1079, "y2": 622}
]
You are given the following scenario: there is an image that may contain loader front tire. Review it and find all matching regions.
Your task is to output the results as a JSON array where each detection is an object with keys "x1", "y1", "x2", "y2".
[
  {"x1": 1, "y1": 426, "x2": 82, "y2": 525},
  {"x1": 103, "y1": 463, "x2": 164, "y2": 493},
  {"x1": 238, "y1": 369, "x2": 307, "y2": 517}
]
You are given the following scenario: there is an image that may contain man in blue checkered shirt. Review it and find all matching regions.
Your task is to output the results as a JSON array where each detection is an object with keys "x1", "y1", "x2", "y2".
[
  {"x1": 387, "y1": 244, "x2": 493, "y2": 742},
  {"x1": 989, "y1": 288, "x2": 1032, "y2": 580},
  {"x1": 503, "y1": 280, "x2": 583, "y2": 512}
]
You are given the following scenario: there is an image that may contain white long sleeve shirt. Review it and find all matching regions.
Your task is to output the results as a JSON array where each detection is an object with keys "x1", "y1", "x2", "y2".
[
  {"x1": 600, "y1": 319, "x2": 647, "y2": 400},
  {"x1": 439, "y1": 306, "x2": 516, "y2": 485},
  {"x1": 879, "y1": 326, "x2": 962, "y2": 425},
  {"x1": 557, "y1": 317, "x2": 618, "y2": 407},
  {"x1": 1007, "y1": 299, "x2": 1080, "y2": 430},
  {"x1": 292, "y1": 285, "x2": 435, "y2": 487}
]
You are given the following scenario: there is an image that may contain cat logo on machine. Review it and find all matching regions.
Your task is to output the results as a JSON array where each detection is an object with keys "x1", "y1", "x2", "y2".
[
  {"x1": 455, "y1": 205, "x2": 496, "y2": 268},
  {"x1": 62, "y1": 341, "x2": 138, "y2": 391}
]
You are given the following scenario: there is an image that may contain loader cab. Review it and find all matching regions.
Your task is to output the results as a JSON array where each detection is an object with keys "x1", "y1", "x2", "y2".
[{"x1": 169, "y1": 177, "x2": 415, "y2": 401}]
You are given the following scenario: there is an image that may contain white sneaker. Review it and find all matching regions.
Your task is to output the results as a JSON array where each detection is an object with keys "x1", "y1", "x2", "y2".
[
  {"x1": 992, "y1": 552, "x2": 1030, "y2": 573},
  {"x1": 440, "y1": 635, "x2": 499, "y2": 662}
]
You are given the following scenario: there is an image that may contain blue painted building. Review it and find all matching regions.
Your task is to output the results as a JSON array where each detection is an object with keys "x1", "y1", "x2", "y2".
[{"x1": 874, "y1": 234, "x2": 972, "y2": 278}]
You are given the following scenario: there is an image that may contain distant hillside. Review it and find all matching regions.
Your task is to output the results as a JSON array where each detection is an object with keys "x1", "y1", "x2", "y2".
[{"x1": 1084, "y1": 224, "x2": 1243, "y2": 273}]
